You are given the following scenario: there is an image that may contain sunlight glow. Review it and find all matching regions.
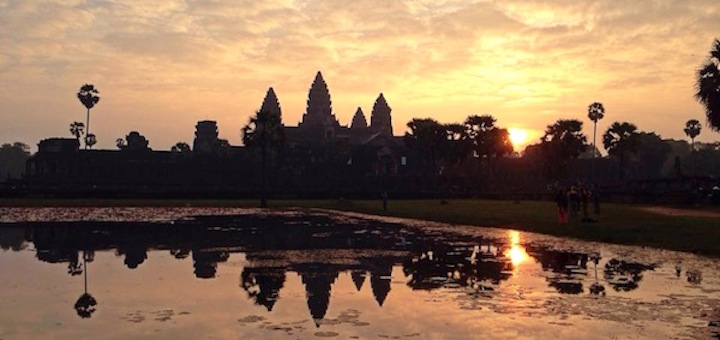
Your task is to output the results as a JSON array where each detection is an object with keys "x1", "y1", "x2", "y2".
[
  {"x1": 504, "y1": 230, "x2": 529, "y2": 267},
  {"x1": 508, "y1": 128, "x2": 529, "y2": 150}
]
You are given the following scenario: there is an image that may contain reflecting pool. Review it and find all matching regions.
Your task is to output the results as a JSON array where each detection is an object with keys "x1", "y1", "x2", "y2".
[{"x1": 0, "y1": 208, "x2": 718, "y2": 339}]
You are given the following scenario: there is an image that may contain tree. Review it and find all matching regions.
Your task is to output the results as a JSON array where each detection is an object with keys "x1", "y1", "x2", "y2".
[
  {"x1": 603, "y1": 122, "x2": 640, "y2": 180},
  {"x1": 121, "y1": 131, "x2": 150, "y2": 151},
  {"x1": 242, "y1": 110, "x2": 284, "y2": 208},
  {"x1": 69, "y1": 122, "x2": 85, "y2": 140},
  {"x1": 0, "y1": 142, "x2": 31, "y2": 180},
  {"x1": 442, "y1": 123, "x2": 472, "y2": 168},
  {"x1": 696, "y1": 38, "x2": 720, "y2": 131},
  {"x1": 404, "y1": 118, "x2": 446, "y2": 178},
  {"x1": 684, "y1": 119, "x2": 702, "y2": 151},
  {"x1": 588, "y1": 102, "x2": 605, "y2": 181},
  {"x1": 74, "y1": 251, "x2": 97, "y2": 318},
  {"x1": 634, "y1": 132, "x2": 671, "y2": 179},
  {"x1": 540, "y1": 119, "x2": 587, "y2": 179},
  {"x1": 171, "y1": 142, "x2": 191, "y2": 153},
  {"x1": 77, "y1": 84, "x2": 100, "y2": 149}
]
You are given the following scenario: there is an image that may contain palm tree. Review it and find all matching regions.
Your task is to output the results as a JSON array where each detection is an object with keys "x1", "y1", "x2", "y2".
[
  {"x1": 242, "y1": 110, "x2": 284, "y2": 208},
  {"x1": 588, "y1": 102, "x2": 605, "y2": 181},
  {"x1": 69, "y1": 122, "x2": 85, "y2": 141},
  {"x1": 74, "y1": 251, "x2": 97, "y2": 318},
  {"x1": 696, "y1": 38, "x2": 720, "y2": 131},
  {"x1": 602, "y1": 122, "x2": 640, "y2": 180},
  {"x1": 684, "y1": 119, "x2": 702, "y2": 151},
  {"x1": 684, "y1": 119, "x2": 702, "y2": 175},
  {"x1": 77, "y1": 84, "x2": 100, "y2": 149}
]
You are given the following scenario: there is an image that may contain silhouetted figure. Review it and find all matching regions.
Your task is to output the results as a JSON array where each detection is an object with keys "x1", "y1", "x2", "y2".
[
  {"x1": 381, "y1": 191, "x2": 388, "y2": 212},
  {"x1": 568, "y1": 186, "x2": 580, "y2": 218},
  {"x1": 555, "y1": 188, "x2": 569, "y2": 224}
]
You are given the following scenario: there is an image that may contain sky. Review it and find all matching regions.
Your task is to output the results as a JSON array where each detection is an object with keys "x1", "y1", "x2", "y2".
[{"x1": 1, "y1": 0, "x2": 719, "y2": 152}]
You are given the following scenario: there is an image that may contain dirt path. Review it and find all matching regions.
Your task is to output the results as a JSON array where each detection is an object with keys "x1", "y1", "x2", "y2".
[{"x1": 638, "y1": 206, "x2": 720, "y2": 218}]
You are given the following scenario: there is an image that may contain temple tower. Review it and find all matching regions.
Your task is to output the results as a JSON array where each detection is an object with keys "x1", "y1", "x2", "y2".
[
  {"x1": 193, "y1": 120, "x2": 220, "y2": 153},
  {"x1": 299, "y1": 71, "x2": 339, "y2": 129},
  {"x1": 260, "y1": 87, "x2": 282, "y2": 121},
  {"x1": 350, "y1": 107, "x2": 367, "y2": 130},
  {"x1": 370, "y1": 93, "x2": 392, "y2": 136}
]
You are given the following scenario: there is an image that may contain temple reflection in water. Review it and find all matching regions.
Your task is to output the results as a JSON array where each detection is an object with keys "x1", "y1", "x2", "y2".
[{"x1": 0, "y1": 212, "x2": 657, "y2": 324}]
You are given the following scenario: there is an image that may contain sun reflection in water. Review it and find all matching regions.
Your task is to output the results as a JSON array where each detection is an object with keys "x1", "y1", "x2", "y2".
[{"x1": 505, "y1": 230, "x2": 529, "y2": 268}]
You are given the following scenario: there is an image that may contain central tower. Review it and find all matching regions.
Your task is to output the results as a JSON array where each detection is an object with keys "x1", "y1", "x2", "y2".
[{"x1": 299, "y1": 71, "x2": 339, "y2": 129}]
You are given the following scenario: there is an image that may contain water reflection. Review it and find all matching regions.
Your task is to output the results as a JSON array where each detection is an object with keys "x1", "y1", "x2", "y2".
[
  {"x1": 504, "y1": 230, "x2": 529, "y2": 268},
  {"x1": 0, "y1": 211, "x2": 687, "y2": 330}
]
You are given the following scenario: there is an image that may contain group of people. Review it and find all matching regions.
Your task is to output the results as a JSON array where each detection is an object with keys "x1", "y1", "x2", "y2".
[{"x1": 555, "y1": 184, "x2": 599, "y2": 224}]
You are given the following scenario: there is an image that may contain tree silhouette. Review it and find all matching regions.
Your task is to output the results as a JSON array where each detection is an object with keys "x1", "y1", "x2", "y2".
[
  {"x1": 684, "y1": 119, "x2": 702, "y2": 151},
  {"x1": 684, "y1": 119, "x2": 702, "y2": 176},
  {"x1": 588, "y1": 102, "x2": 605, "y2": 181},
  {"x1": 171, "y1": 142, "x2": 191, "y2": 153},
  {"x1": 74, "y1": 253, "x2": 97, "y2": 318},
  {"x1": 442, "y1": 123, "x2": 472, "y2": 168},
  {"x1": 635, "y1": 132, "x2": 672, "y2": 179},
  {"x1": 242, "y1": 110, "x2": 284, "y2": 208},
  {"x1": 540, "y1": 119, "x2": 587, "y2": 180},
  {"x1": 124, "y1": 131, "x2": 150, "y2": 151},
  {"x1": 404, "y1": 118, "x2": 446, "y2": 179},
  {"x1": 696, "y1": 38, "x2": 720, "y2": 131},
  {"x1": 69, "y1": 122, "x2": 85, "y2": 141},
  {"x1": 115, "y1": 138, "x2": 126, "y2": 149},
  {"x1": 77, "y1": 84, "x2": 100, "y2": 149},
  {"x1": 464, "y1": 115, "x2": 512, "y2": 189},
  {"x1": 603, "y1": 122, "x2": 639, "y2": 180}
]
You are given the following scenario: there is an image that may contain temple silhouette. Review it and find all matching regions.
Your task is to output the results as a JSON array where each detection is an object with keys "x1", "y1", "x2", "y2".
[
  {"x1": 0, "y1": 211, "x2": 656, "y2": 323},
  {"x1": 17, "y1": 71, "x2": 717, "y2": 201},
  {"x1": 24, "y1": 71, "x2": 411, "y2": 198}
]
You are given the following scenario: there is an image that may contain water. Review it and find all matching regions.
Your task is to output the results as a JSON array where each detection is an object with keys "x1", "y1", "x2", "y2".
[{"x1": 0, "y1": 207, "x2": 718, "y2": 339}]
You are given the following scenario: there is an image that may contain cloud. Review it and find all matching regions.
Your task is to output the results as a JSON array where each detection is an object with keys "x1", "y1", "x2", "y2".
[{"x1": 1, "y1": 0, "x2": 719, "y2": 150}]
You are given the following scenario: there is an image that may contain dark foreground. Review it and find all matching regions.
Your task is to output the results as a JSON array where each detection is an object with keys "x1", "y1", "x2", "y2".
[{"x1": 0, "y1": 207, "x2": 719, "y2": 339}]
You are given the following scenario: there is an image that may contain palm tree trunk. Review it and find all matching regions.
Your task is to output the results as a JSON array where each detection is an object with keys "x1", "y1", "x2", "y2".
[
  {"x1": 85, "y1": 108, "x2": 90, "y2": 149},
  {"x1": 84, "y1": 258, "x2": 88, "y2": 294},
  {"x1": 592, "y1": 121, "x2": 597, "y2": 184}
]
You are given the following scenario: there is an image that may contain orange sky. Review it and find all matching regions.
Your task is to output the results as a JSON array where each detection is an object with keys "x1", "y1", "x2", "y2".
[{"x1": 1, "y1": 0, "x2": 719, "y2": 151}]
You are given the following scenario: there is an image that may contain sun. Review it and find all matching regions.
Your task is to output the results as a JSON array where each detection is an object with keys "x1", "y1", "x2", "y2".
[{"x1": 508, "y1": 128, "x2": 529, "y2": 149}]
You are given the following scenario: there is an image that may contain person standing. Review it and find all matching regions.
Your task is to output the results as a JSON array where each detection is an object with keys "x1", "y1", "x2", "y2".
[
  {"x1": 568, "y1": 186, "x2": 580, "y2": 219},
  {"x1": 555, "y1": 188, "x2": 569, "y2": 224}
]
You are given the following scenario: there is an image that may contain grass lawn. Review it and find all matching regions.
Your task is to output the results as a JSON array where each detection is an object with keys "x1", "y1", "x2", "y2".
[{"x1": 1, "y1": 198, "x2": 719, "y2": 257}]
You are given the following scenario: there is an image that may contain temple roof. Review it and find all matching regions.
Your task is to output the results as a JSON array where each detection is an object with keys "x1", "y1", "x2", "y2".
[
  {"x1": 350, "y1": 107, "x2": 367, "y2": 129},
  {"x1": 301, "y1": 71, "x2": 335, "y2": 127},
  {"x1": 260, "y1": 87, "x2": 282, "y2": 120},
  {"x1": 370, "y1": 93, "x2": 392, "y2": 136}
]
